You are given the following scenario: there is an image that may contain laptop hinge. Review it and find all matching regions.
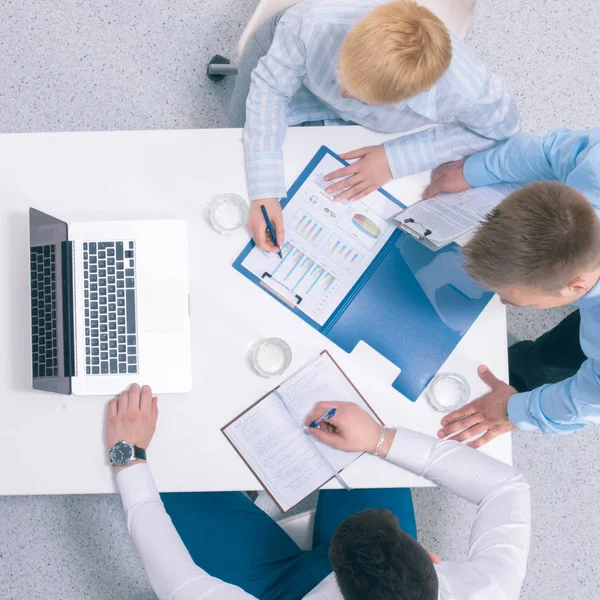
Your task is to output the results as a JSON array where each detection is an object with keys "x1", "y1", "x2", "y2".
[{"x1": 61, "y1": 240, "x2": 76, "y2": 382}]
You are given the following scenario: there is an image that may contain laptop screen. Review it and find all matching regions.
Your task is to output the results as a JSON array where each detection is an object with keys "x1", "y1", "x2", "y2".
[{"x1": 29, "y1": 209, "x2": 73, "y2": 394}]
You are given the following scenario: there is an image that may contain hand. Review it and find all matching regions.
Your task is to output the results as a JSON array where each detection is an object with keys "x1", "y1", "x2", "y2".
[
  {"x1": 437, "y1": 365, "x2": 517, "y2": 449},
  {"x1": 421, "y1": 159, "x2": 470, "y2": 199},
  {"x1": 304, "y1": 401, "x2": 395, "y2": 455},
  {"x1": 247, "y1": 198, "x2": 285, "y2": 252},
  {"x1": 324, "y1": 145, "x2": 392, "y2": 202},
  {"x1": 106, "y1": 384, "x2": 158, "y2": 472}
]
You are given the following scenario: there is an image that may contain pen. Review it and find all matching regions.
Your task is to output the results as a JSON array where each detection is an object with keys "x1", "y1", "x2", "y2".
[
  {"x1": 309, "y1": 408, "x2": 337, "y2": 428},
  {"x1": 260, "y1": 204, "x2": 283, "y2": 259}
]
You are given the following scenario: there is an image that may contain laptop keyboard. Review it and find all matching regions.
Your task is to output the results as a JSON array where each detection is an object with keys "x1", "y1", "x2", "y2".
[
  {"x1": 30, "y1": 245, "x2": 58, "y2": 378},
  {"x1": 83, "y1": 241, "x2": 138, "y2": 376}
]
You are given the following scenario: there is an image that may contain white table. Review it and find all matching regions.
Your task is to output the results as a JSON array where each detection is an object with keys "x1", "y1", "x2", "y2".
[{"x1": 0, "y1": 126, "x2": 511, "y2": 496}]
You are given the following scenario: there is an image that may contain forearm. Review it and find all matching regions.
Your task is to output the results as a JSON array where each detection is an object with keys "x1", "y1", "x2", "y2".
[
  {"x1": 508, "y1": 359, "x2": 600, "y2": 434},
  {"x1": 385, "y1": 427, "x2": 522, "y2": 504},
  {"x1": 463, "y1": 132, "x2": 555, "y2": 187},
  {"x1": 117, "y1": 464, "x2": 253, "y2": 599},
  {"x1": 384, "y1": 123, "x2": 505, "y2": 181}
]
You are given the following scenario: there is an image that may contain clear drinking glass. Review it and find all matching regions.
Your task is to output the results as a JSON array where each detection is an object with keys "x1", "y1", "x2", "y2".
[
  {"x1": 207, "y1": 193, "x2": 249, "y2": 234},
  {"x1": 427, "y1": 372, "x2": 470, "y2": 412},
  {"x1": 250, "y1": 338, "x2": 293, "y2": 378}
]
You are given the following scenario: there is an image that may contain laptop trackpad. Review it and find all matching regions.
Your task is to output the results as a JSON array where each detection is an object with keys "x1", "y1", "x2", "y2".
[{"x1": 142, "y1": 282, "x2": 184, "y2": 332}]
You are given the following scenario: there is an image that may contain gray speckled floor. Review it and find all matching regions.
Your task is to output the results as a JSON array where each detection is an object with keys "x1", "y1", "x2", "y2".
[{"x1": 1, "y1": 0, "x2": 599, "y2": 598}]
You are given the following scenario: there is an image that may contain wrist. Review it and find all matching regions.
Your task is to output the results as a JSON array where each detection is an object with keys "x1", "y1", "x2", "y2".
[
  {"x1": 378, "y1": 428, "x2": 396, "y2": 457},
  {"x1": 113, "y1": 459, "x2": 146, "y2": 475}
]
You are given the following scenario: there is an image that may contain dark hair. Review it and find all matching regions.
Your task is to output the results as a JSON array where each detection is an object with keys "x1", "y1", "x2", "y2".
[
  {"x1": 463, "y1": 181, "x2": 600, "y2": 293},
  {"x1": 329, "y1": 509, "x2": 438, "y2": 600}
]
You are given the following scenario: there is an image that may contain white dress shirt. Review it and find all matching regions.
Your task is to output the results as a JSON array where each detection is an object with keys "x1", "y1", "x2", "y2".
[{"x1": 117, "y1": 428, "x2": 530, "y2": 600}]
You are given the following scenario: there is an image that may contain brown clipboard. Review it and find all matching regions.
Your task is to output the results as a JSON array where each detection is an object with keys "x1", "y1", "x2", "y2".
[{"x1": 221, "y1": 350, "x2": 384, "y2": 513}]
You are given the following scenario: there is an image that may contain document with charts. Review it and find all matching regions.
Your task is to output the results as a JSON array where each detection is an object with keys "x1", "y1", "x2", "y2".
[{"x1": 239, "y1": 148, "x2": 403, "y2": 326}]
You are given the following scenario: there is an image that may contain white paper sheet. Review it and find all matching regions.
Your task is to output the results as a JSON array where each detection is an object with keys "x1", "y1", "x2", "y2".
[
  {"x1": 394, "y1": 183, "x2": 519, "y2": 247},
  {"x1": 241, "y1": 153, "x2": 402, "y2": 325}
]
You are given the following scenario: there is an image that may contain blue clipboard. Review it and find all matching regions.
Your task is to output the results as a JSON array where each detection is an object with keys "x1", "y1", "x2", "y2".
[{"x1": 233, "y1": 146, "x2": 493, "y2": 401}]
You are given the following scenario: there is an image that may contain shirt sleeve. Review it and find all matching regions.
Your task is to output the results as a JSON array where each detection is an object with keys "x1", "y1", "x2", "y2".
[
  {"x1": 116, "y1": 464, "x2": 256, "y2": 600},
  {"x1": 383, "y1": 70, "x2": 520, "y2": 180},
  {"x1": 243, "y1": 16, "x2": 311, "y2": 201},
  {"x1": 463, "y1": 128, "x2": 600, "y2": 212},
  {"x1": 385, "y1": 428, "x2": 531, "y2": 600},
  {"x1": 508, "y1": 356, "x2": 600, "y2": 434}
]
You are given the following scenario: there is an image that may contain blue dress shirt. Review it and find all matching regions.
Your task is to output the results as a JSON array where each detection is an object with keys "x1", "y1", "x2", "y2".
[
  {"x1": 244, "y1": 0, "x2": 520, "y2": 201},
  {"x1": 464, "y1": 128, "x2": 600, "y2": 433}
]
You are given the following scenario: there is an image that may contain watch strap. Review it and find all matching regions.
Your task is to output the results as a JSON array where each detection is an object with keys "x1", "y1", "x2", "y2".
[{"x1": 133, "y1": 445, "x2": 147, "y2": 461}]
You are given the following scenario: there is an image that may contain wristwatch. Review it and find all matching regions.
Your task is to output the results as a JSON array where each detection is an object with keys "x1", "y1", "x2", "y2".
[{"x1": 108, "y1": 440, "x2": 147, "y2": 467}]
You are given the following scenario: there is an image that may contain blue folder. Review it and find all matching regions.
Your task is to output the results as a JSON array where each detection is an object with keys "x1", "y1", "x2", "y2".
[{"x1": 233, "y1": 146, "x2": 493, "y2": 401}]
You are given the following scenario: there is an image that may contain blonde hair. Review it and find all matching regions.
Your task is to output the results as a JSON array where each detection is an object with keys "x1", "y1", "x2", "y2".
[
  {"x1": 463, "y1": 182, "x2": 600, "y2": 293},
  {"x1": 338, "y1": 0, "x2": 452, "y2": 105}
]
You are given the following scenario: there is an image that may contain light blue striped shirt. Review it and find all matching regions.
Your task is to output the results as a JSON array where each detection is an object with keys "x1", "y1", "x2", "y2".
[
  {"x1": 244, "y1": 0, "x2": 520, "y2": 201},
  {"x1": 464, "y1": 129, "x2": 600, "y2": 435}
]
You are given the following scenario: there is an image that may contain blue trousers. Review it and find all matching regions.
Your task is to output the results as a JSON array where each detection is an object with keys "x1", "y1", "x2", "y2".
[{"x1": 161, "y1": 488, "x2": 416, "y2": 600}]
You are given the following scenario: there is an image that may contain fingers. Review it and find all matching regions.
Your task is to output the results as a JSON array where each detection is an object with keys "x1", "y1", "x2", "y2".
[
  {"x1": 347, "y1": 185, "x2": 377, "y2": 202},
  {"x1": 440, "y1": 401, "x2": 479, "y2": 428},
  {"x1": 338, "y1": 147, "x2": 371, "y2": 161},
  {"x1": 477, "y1": 364, "x2": 502, "y2": 389},
  {"x1": 127, "y1": 383, "x2": 141, "y2": 411},
  {"x1": 108, "y1": 398, "x2": 118, "y2": 420},
  {"x1": 304, "y1": 401, "x2": 348, "y2": 427},
  {"x1": 253, "y1": 223, "x2": 278, "y2": 252},
  {"x1": 117, "y1": 389, "x2": 128, "y2": 414},
  {"x1": 467, "y1": 430, "x2": 498, "y2": 449},
  {"x1": 421, "y1": 179, "x2": 444, "y2": 200},
  {"x1": 447, "y1": 421, "x2": 489, "y2": 443},
  {"x1": 151, "y1": 396, "x2": 159, "y2": 421},
  {"x1": 326, "y1": 174, "x2": 361, "y2": 196},
  {"x1": 270, "y1": 209, "x2": 285, "y2": 247},
  {"x1": 307, "y1": 426, "x2": 342, "y2": 449},
  {"x1": 140, "y1": 385, "x2": 153, "y2": 413},
  {"x1": 437, "y1": 413, "x2": 482, "y2": 438},
  {"x1": 325, "y1": 165, "x2": 355, "y2": 185}
]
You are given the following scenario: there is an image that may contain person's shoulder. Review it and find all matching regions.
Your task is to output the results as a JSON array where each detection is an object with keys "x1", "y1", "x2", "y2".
[
  {"x1": 286, "y1": 0, "x2": 377, "y2": 29},
  {"x1": 440, "y1": 35, "x2": 490, "y2": 102}
]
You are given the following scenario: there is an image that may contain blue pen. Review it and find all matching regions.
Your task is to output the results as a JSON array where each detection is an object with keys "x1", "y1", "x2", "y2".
[
  {"x1": 309, "y1": 408, "x2": 337, "y2": 428},
  {"x1": 260, "y1": 204, "x2": 283, "y2": 259}
]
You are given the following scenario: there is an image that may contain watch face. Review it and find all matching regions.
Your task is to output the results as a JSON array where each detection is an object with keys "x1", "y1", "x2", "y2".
[{"x1": 110, "y1": 441, "x2": 134, "y2": 466}]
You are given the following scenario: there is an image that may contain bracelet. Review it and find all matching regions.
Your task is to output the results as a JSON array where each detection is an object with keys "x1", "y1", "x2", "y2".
[{"x1": 374, "y1": 426, "x2": 388, "y2": 456}]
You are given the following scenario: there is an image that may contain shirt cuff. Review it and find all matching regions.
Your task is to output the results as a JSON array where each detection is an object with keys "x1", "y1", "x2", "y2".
[
  {"x1": 116, "y1": 463, "x2": 160, "y2": 510},
  {"x1": 463, "y1": 151, "x2": 500, "y2": 187},
  {"x1": 246, "y1": 151, "x2": 288, "y2": 201},
  {"x1": 507, "y1": 392, "x2": 539, "y2": 431},
  {"x1": 383, "y1": 132, "x2": 437, "y2": 180},
  {"x1": 384, "y1": 426, "x2": 436, "y2": 475}
]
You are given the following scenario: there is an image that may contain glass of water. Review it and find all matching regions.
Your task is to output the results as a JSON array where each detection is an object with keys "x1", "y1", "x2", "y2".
[{"x1": 207, "y1": 193, "x2": 249, "y2": 234}]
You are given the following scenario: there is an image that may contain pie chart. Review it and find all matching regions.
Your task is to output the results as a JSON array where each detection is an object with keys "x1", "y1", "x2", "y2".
[{"x1": 352, "y1": 214, "x2": 381, "y2": 239}]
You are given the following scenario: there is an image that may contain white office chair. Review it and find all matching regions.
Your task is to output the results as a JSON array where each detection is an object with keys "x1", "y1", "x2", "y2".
[
  {"x1": 207, "y1": 0, "x2": 476, "y2": 80},
  {"x1": 278, "y1": 508, "x2": 316, "y2": 551}
]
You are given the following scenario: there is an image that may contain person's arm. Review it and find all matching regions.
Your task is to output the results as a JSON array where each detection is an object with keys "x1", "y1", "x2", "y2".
[
  {"x1": 243, "y1": 16, "x2": 310, "y2": 202},
  {"x1": 508, "y1": 356, "x2": 600, "y2": 434},
  {"x1": 107, "y1": 384, "x2": 255, "y2": 600},
  {"x1": 117, "y1": 464, "x2": 254, "y2": 600},
  {"x1": 385, "y1": 427, "x2": 530, "y2": 599},
  {"x1": 383, "y1": 70, "x2": 520, "y2": 181},
  {"x1": 305, "y1": 401, "x2": 530, "y2": 600},
  {"x1": 463, "y1": 129, "x2": 600, "y2": 206}
]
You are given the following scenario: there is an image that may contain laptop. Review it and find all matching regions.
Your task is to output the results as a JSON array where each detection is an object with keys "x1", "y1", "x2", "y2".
[{"x1": 29, "y1": 208, "x2": 192, "y2": 395}]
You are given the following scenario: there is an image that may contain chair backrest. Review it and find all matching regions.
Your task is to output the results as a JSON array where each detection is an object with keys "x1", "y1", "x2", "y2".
[
  {"x1": 236, "y1": 0, "x2": 476, "y2": 62},
  {"x1": 236, "y1": 0, "x2": 301, "y2": 61},
  {"x1": 277, "y1": 508, "x2": 315, "y2": 551}
]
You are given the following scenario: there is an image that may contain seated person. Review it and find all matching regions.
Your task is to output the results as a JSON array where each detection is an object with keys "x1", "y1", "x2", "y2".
[
  {"x1": 425, "y1": 129, "x2": 600, "y2": 446},
  {"x1": 107, "y1": 384, "x2": 530, "y2": 599},
  {"x1": 232, "y1": 0, "x2": 520, "y2": 253}
]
